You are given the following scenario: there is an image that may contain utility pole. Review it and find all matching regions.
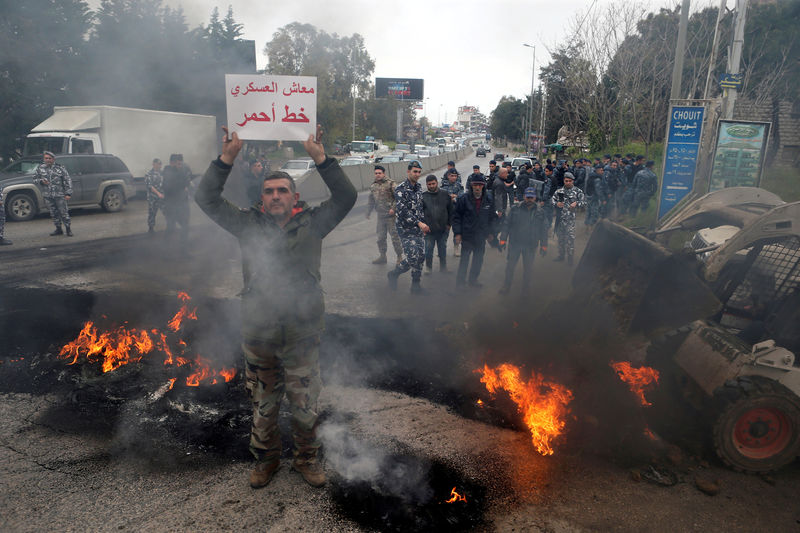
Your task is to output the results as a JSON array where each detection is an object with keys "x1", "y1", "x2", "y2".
[
  {"x1": 539, "y1": 82, "x2": 547, "y2": 149},
  {"x1": 670, "y1": 0, "x2": 692, "y2": 100},
  {"x1": 523, "y1": 43, "x2": 536, "y2": 152},
  {"x1": 703, "y1": 0, "x2": 727, "y2": 99},
  {"x1": 723, "y1": 0, "x2": 749, "y2": 119}
]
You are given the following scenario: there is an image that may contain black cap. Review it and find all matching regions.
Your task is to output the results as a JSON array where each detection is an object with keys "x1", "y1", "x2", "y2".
[
  {"x1": 636, "y1": 155, "x2": 645, "y2": 161},
  {"x1": 447, "y1": 160, "x2": 455, "y2": 166},
  {"x1": 170, "y1": 153, "x2": 183, "y2": 162},
  {"x1": 408, "y1": 160, "x2": 422, "y2": 170},
  {"x1": 473, "y1": 164, "x2": 480, "y2": 169},
  {"x1": 645, "y1": 160, "x2": 655, "y2": 167},
  {"x1": 524, "y1": 162, "x2": 532, "y2": 169},
  {"x1": 470, "y1": 177, "x2": 485, "y2": 186}
]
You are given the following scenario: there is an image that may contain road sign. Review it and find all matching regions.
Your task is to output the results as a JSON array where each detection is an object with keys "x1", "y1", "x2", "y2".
[
  {"x1": 657, "y1": 105, "x2": 705, "y2": 219},
  {"x1": 719, "y1": 73, "x2": 743, "y2": 90}
]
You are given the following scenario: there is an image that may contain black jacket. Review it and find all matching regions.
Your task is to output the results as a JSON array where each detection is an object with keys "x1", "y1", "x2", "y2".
[
  {"x1": 422, "y1": 188, "x2": 453, "y2": 234},
  {"x1": 452, "y1": 190, "x2": 497, "y2": 242},
  {"x1": 500, "y1": 202, "x2": 547, "y2": 249}
]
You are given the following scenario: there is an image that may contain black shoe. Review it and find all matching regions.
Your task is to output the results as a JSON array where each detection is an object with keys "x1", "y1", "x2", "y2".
[
  {"x1": 65, "y1": 226, "x2": 73, "y2": 237},
  {"x1": 553, "y1": 255, "x2": 564, "y2": 262},
  {"x1": 387, "y1": 269, "x2": 399, "y2": 291},
  {"x1": 50, "y1": 227, "x2": 63, "y2": 236},
  {"x1": 410, "y1": 282, "x2": 426, "y2": 294},
  {"x1": 468, "y1": 280, "x2": 483, "y2": 288},
  {"x1": 0, "y1": 238, "x2": 12, "y2": 246}
]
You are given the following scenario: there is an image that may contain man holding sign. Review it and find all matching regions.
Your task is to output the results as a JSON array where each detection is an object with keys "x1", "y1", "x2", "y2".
[{"x1": 195, "y1": 124, "x2": 356, "y2": 489}]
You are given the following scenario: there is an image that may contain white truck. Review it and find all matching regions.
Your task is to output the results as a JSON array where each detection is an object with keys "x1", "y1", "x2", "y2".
[
  {"x1": 348, "y1": 139, "x2": 389, "y2": 163},
  {"x1": 23, "y1": 106, "x2": 218, "y2": 194}
]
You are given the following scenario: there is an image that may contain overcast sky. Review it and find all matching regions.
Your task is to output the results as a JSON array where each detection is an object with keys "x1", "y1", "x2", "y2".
[{"x1": 103, "y1": 0, "x2": 730, "y2": 127}]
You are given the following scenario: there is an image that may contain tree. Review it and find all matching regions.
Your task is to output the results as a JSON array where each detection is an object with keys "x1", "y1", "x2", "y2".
[
  {"x1": 0, "y1": 0, "x2": 92, "y2": 160},
  {"x1": 490, "y1": 96, "x2": 525, "y2": 142}
]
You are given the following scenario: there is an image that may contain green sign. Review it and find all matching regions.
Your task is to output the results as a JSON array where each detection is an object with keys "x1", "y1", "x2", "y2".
[{"x1": 709, "y1": 120, "x2": 770, "y2": 192}]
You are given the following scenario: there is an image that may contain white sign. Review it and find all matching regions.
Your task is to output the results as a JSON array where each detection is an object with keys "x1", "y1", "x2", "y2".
[{"x1": 225, "y1": 74, "x2": 317, "y2": 141}]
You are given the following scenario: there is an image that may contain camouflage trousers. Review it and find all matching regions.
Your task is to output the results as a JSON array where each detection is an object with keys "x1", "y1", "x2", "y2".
[
  {"x1": 243, "y1": 335, "x2": 322, "y2": 463},
  {"x1": 0, "y1": 193, "x2": 5, "y2": 238},
  {"x1": 46, "y1": 196, "x2": 70, "y2": 227},
  {"x1": 147, "y1": 195, "x2": 164, "y2": 229},
  {"x1": 631, "y1": 192, "x2": 653, "y2": 217},
  {"x1": 396, "y1": 228, "x2": 425, "y2": 281},
  {"x1": 556, "y1": 216, "x2": 577, "y2": 260},
  {"x1": 376, "y1": 215, "x2": 403, "y2": 258}
]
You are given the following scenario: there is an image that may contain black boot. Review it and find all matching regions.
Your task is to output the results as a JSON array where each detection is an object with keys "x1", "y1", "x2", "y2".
[
  {"x1": 65, "y1": 225, "x2": 73, "y2": 237},
  {"x1": 387, "y1": 269, "x2": 400, "y2": 291},
  {"x1": 50, "y1": 226, "x2": 63, "y2": 236}
]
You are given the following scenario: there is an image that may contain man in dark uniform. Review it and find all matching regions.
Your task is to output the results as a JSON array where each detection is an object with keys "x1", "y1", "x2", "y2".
[
  {"x1": 422, "y1": 174, "x2": 453, "y2": 273},
  {"x1": 387, "y1": 160, "x2": 430, "y2": 293},
  {"x1": 498, "y1": 186, "x2": 547, "y2": 294},
  {"x1": 453, "y1": 176, "x2": 497, "y2": 287},
  {"x1": 162, "y1": 153, "x2": 193, "y2": 244},
  {"x1": 195, "y1": 125, "x2": 356, "y2": 489}
]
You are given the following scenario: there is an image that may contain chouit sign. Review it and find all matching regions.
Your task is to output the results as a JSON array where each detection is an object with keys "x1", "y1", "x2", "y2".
[
  {"x1": 658, "y1": 105, "x2": 705, "y2": 219},
  {"x1": 225, "y1": 74, "x2": 317, "y2": 141}
]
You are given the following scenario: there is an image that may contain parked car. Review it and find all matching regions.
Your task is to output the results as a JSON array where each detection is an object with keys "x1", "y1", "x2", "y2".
[
  {"x1": 377, "y1": 155, "x2": 403, "y2": 163},
  {"x1": 494, "y1": 153, "x2": 505, "y2": 161},
  {"x1": 341, "y1": 156, "x2": 367, "y2": 166},
  {"x1": 1, "y1": 154, "x2": 135, "y2": 222},
  {"x1": 279, "y1": 159, "x2": 316, "y2": 180},
  {"x1": 416, "y1": 149, "x2": 431, "y2": 158},
  {"x1": 510, "y1": 157, "x2": 533, "y2": 171},
  {"x1": 476, "y1": 147, "x2": 487, "y2": 157}
]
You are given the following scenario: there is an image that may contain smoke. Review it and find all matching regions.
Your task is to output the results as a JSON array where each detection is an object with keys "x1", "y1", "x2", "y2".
[{"x1": 319, "y1": 421, "x2": 433, "y2": 504}]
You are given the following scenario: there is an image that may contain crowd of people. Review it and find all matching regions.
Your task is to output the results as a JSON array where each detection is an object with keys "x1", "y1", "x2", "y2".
[{"x1": 368, "y1": 153, "x2": 659, "y2": 293}]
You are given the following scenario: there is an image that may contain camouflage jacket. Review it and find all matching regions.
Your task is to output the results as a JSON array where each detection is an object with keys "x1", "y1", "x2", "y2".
[
  {"x1": 551, "y1": 186, "x2": 586, "y2": 221},
  {"x1": 633, "y1": 168, "x2": 658, "y2": 196},
  {"x1": 145, "y1": 168, "x2": 164, "y2": 195},
  {"x1": 195, "y1": 156, "x2": 357, "y2": 343},
  {"x1": 367, "y1": 177, "x2": 396, "y2": 217},
  {"x1": 394, "y1": 178, "x2": 425, "y2": 234},
  {"x1": 34, "y1": 163, "x2": 72, "y2": 198}
]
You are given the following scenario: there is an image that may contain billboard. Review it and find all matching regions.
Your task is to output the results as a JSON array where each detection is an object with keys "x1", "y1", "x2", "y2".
[
  {"x1": 375, "y1": 78, "x2": 424, "y2": 100},
  {"x1": 657, "y1": 105, "x2": 705, "y2": 219},
  {"x1": 709, "y1": 120, "x2": 770, "y2": 192}
]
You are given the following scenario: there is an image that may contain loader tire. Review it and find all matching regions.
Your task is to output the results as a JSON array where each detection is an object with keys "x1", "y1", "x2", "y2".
[{"x1": 712, "y1": 376, "x2": 800, "y2": 474}]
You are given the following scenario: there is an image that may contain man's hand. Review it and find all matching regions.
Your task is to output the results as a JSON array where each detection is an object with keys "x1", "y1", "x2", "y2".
[
  {"x1": 418, "y1": 222, "x2": 430, "y2": 234},
  {"x1": 389, "y1": 208, "x2": 395, "y2": 216},
  {"x1": 570, "y1": 202, "x2": 577, "y2": 209},
  {"x1": 220, "y1": 126, "x2": 243, "y2": 166},
  {"x1": 454, "y1": 234, "x2": 462, "y2": 244},
  {"x1": 557, "y1": 201, "x2": 564, "y2": 208},
  {"x1": 65, "y1": 195, "x2": 71, "y2": 201},
  {"x1": 303, "y1": 124, "x2": 326, "y2": 165}
]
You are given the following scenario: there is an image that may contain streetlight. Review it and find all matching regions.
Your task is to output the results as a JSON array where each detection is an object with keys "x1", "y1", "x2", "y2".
[
  {"x1": 523, "y1": 43, "x2": 536, "y2": 152},
  {"x1": 423, "y1": 97, "x2": 430, "y2": 141}
]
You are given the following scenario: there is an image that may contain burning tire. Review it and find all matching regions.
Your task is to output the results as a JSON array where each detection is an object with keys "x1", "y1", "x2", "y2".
[{"x1": 712, "y1": 376, "x2": 800, "y2": 474}]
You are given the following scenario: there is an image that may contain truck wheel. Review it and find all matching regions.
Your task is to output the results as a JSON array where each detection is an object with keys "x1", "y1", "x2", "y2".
[
  {"x1": 713, "y1": 376, "x2": 800, "y2": 473},
  {"x1": 101, "y1": 186, "x2": 124, "y2": 212},
  {"x1": 6, "y1": 192, "x2": 38, "y2": 222}
]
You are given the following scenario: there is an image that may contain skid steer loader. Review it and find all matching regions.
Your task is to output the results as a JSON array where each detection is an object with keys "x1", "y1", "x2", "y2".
[{"x1": 574, "y1": 187, "x2": 800, "y2": 473}]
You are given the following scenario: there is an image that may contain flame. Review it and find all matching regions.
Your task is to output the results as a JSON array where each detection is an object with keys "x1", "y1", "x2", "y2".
[
  {"x1": 476, "y1": 399, "x2": 484, "y2": 407},
  {"x1": 476, "y1": 363, "x2": 573, "y2": 456},
  {"x1": 644, "y1": 427, "x2": 657, "y2": 441},
  {"x1": 185, "y1": 355, "x2": 237, "y2": 387},
  {"x1": 610, "y1": 361, "x2": 660, "y2": 406},
  {"x1": 58, "y1": 292, "x2": 237, "y2": 388},
  {"x1": 444, "y1": 487, "x2": 467, "y2": 503},
  {"x1": 167, "y1": 378, "x2": 177, "y2": 390}
]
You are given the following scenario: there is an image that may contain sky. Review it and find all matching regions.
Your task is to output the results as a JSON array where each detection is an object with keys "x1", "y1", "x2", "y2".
[{"x1": 105, "y1": 0, "x2": 729, "y2": 127}]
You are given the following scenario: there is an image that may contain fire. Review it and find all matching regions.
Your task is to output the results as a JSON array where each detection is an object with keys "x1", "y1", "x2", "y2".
[
  {"x1": 58, "y1": 292, "x2": 237, "y2": 388},
  {"x1": 476, "y1": 363, "x2": 573, "y2": 456},
  {"x1": 610, "y1": 361, "x2": 660, "y2": 406},
  {"x1": 167, "y1": 292, "x2": 198, "y2": 332},
  {"x1": 644, "y1": 427, "x2": 657, "y2": 441},
  {"x1": 444, "y1": 487, "x2": 467, "y2": 503}
]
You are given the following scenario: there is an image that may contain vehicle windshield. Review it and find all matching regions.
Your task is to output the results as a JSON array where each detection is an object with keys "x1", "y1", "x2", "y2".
[
  {"x1": 2, "y1": 160, "x2": 40, "y2": 175},
  {"x1": 350, "y1": 141, "x2": 374, "y2": 152},
  {"x1": 282, "y1": 161, "x2": 310, "y2": 170},
  {"x1": 512, "y1": 159, "x2": 530, "y2": 167},
  {"x1": 23, "y1": 137, "x2": 66, "y2": 156},
  {"x1": 395, "y1": 144, "x2": 411, "y2": 152}
]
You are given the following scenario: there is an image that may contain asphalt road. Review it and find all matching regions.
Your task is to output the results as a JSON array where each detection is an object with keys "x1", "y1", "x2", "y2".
[{"x1": 2, "y1": 150, "x2": 800, "y2": 532}]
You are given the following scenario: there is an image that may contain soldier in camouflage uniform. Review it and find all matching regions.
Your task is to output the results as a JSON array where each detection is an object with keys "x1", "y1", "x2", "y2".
[
  {"x1": 387, "y1": 160, "x2": 430, "y2": 294},
  {"x1": 366, "y1": 165, "x2": 403, "y2": 264},
  {"x1": 551, "y1": 172, "x2": 586, "y2": 266},
  {"x1": 630, "y1": 160, "x2": 658, "y2": 217},
  {"x1": 34, "y1": 151, "x2": 73, "y2": 236},
  {"x1": 195, "y1": 125, "x2": 356, "y2": 490},
  {"x1": 584, "y1": 165, "x2": 607, "y2": 227},
  {"x1": 144, "y1": 158, "x2": 165, "y2": 233},
  {"x1": 0, "y1": 186, "x2": 12, "y2": 245}
]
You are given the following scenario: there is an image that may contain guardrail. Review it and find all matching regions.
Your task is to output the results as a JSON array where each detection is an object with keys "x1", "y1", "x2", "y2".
[{"x1": 296, "y1": 147, "x2": 473, "y2": 201}]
